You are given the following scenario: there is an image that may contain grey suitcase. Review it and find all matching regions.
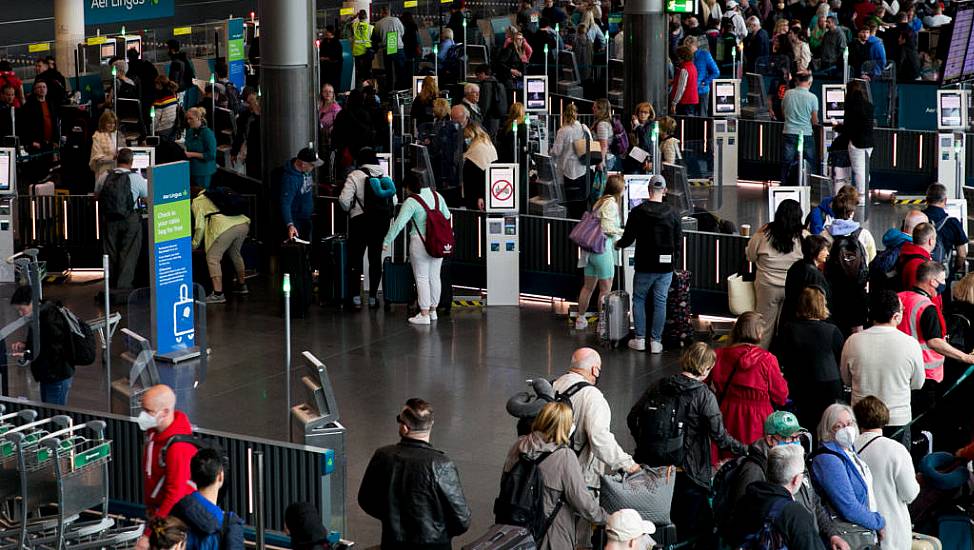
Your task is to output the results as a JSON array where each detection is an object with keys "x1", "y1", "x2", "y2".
[
  {"x1": 600, "y1": 290, "x2": 631, "y2": 347},
  {"x1": 462, "y1": 524, "x2": 537, "y2": 550}
]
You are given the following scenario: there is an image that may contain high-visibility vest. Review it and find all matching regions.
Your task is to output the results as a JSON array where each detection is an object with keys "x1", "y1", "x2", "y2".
[
  {"x1": 897, "y1": 290, "x2": 945, "y2": 383},
  {"x1": 352, "y1": 21, "x2": 373, "y2": 56}
]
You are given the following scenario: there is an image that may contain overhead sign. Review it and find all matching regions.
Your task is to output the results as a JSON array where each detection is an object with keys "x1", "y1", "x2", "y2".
[
  {"x1": 339, "y1": 7, "x2": 355, "y2": 16},
  {"x1": 226, "y1": 18, "x2": 246, "y2": 90},
  {"x1": 85, "y1": 0, "x2": 175, "y2": 25},
  {"x1": 666, "y1": 0, "x2": 697, "y2": 14},
  {"x1": 86, "y1": 36, "x2": 109, "y2": 45},
  {"x1": 148, "y1": 161, "x2": 195, "y2": 358},
  {"x1": 404, "y1": 0, "x2": 418, "y2": 6},
  {"x1": 28, "y1": 43, "x2": 50, "y2": 53},
  {"x1": 173, "y1": 26, "x2": 192, "y2": 36},
  {"x1": 486, "y1": 163, "x2": 519, "y2": 212}
]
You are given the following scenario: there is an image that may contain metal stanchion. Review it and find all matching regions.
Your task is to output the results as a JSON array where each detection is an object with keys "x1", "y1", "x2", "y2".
[
  {"x1": 252, "y1": 450, "x2": 266, "y2": 550},
  {"x1": 283, "y1": 273, "x2": 291, "y2": 432},
  {"x1": 103, "y1": 254, "x2": 111, "y2": 407}
]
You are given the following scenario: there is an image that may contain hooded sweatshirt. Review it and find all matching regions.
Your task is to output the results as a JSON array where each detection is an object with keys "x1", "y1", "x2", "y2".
[
  {"x1": 729, "y1": 481, "x2": 823, "y2": 550},
  {"x1": 863, "y1": 35, "x2": 886, "y2": 77},
  {"x1": 142, "y1": 411, "x2": 197, "y2": 519},
  {"x1": 502, "y1": 432, "x2": 606, "y2": 550},
  {"x1": 897, "y1": 241, "x2": 931, "y2": 292},
  {"x1": 882, "y1": 228, "x2": 911, "y2": 249},
  {"x1": 279, "y1": 159, "x2": 315, "y2": 227},
  {"x1": 711, "y1": 345, "x2": 790, "y2": 453},
  {"x1": 824, "y1": 218, "x2": 877, "y2": 263}
]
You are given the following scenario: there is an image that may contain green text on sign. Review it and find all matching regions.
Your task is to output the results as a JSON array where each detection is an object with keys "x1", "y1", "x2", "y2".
[
  {"x1": 666, "y1": 0, "x2": 697, "y2": 13},
  {"x1": 386, "y1": 32, "x2": 398, "y2": 54}
]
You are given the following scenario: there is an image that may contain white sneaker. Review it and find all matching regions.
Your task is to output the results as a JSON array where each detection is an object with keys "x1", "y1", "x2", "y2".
[
  {"x1": 352, "y1": 296, "x2": 362, "y2": 307},
  {"x1": 650, "y1": 340, "x2": 664, "y2": 354},
  {"x1": 429, "y1": 310, "x2": 438, "y2": 321},
  {"x1": 408, "y1": 313, "x2": 431, "y2": 325},
  {"x1": 628, "y1": 338, "x2": 646, "y2": 351},
  {"x1": 574, "y1": 316, "x2": 589, "y2": 330}
]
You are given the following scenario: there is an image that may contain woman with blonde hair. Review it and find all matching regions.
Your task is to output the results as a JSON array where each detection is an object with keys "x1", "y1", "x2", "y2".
[
  {"x1": 461, "y1": 123, "x2": 497, "y2": 210},
  {"x1": 701, "y1": 0, "x2": 723, "y2": 26},
  {"x1": 501, "y1": 401, "x2": 606, "y2": 549},
  {"x1": 497, "y1": 102, "x2": 527, "y2": 164},
  {"x1": 182, "y1": 106, "x2": 217, "y2": 189},
  {"x1": 410, "y1": 75, "x2": 439, "y2": 126},
  {"x1": 575, "y1": 174, "x2": 625, "y2": 331},
  {"x1": 591, "y1": 98, "x2": 615, "y2": 171},
  {"x1": 550, "y1": 103, "x2": 589, "y2": 218},
  {"x1": 89, "y1": 110, "x2": 122, "y2": 180}
]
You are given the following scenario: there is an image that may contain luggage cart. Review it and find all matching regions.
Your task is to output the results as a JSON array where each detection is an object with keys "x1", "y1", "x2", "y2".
[{"x1": 13, "y1": 420, "x2": 140, "y2": 550}]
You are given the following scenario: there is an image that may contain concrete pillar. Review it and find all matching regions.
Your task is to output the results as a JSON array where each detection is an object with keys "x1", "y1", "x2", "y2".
[
  {"x1": 624, "y1": 0, "x2": 668, "y2": 118},
  {"x1": 54, "y1": 0, "x2": 85, "y2": 85},
  {"x1": 259, "y1": 0, "x2": 315, "y2": 187}
]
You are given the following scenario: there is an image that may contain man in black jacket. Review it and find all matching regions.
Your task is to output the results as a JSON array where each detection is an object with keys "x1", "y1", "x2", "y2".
[
  {"x1": 171, "y1": 448, "x2": 244, "y2": 549},
  {"x1": 725, "y1": 412, "x2": 850, "y2": 550},
  {"x1": 10, "y1": 285, "x2": 73, "y2": 405},
  {"x1": 729, "y1": 445, "x2": 823, "y2": 550},
  {"x1": 615, "y1": 174, "x2": 682, "y2": 353},
  {"x1": 358, "y1": 398, "x2": 471, "y2": 549}
]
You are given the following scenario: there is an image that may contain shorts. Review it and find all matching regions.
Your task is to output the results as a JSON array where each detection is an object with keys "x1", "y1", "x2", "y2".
[{"x1": 584, "y1": 241, "x2": 616, "y2": 280}]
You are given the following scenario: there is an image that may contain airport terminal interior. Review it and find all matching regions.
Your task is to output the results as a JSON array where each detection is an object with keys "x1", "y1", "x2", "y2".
[{"x1": 0, "y1": 0, "x2": 973, "y2": 548}]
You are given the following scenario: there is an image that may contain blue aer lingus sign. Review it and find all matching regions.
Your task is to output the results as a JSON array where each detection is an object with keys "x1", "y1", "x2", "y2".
[{"x1": 86, "y1": 0, "x2": 175, "y2": 25}]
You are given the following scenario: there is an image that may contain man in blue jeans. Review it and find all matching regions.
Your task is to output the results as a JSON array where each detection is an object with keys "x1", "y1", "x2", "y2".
[
  {"x1": 779, "y1": 72, "x2": 819, "y2": 185},
  {"x1": 9, "y1": 285, "x2": 74, "y2": 405},
  {"x1": 615, "y1": 175, "x2": 682, "y2": 353}
]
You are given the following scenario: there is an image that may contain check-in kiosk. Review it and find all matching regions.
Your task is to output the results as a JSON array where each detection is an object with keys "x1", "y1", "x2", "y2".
[
  {"x1": 821, "y1": 84, "x2": 846, "y2": 185},
  {"x1": 128, "y1": 146, "x2": 155, "y2": 175},
  {"x1": 485, "y1": 164, "x2": 520, "y2": 306},
  {"x1": 622, "y1": 174, "x2": 653, "y2": 294},
  {"x1": 523, "y1": 75, "x2": 549, "y2": 112},
  {"x1": 768, "y1": 186, "x2": 810, "y2": 222},
  {"x1": 0, "y1": 149, "x2": 16, "y2": 283},
  {"x1": 711, "y1": 79, "x2": 740, "y2": 187},
  {"x1": 937, "y1": 90, "x2": 968, "y2": 199}
]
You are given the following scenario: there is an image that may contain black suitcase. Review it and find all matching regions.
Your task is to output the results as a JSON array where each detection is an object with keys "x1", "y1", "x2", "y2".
[
  {"x1": 383, "y1": 232, "x2": 416, "y2": 307},
  {"x1": 461, "y1": 525, "x2": 536, "y2": 550},
  {"x1": 280, "y1": 240, "x2": 312, "y2": 317},
  {"x1": 662, "y1": 270, "x2": 694, "y2": 350},
  {"x1": 319, "y1": 235, "x2": 349, "y2": 306}
]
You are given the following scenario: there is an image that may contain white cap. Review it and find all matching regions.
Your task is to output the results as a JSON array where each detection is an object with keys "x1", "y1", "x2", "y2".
[
  {"x1": 606, "y1": 510, "x2": 656, "y2": 544},
  {"x1": 726, "y1": 0, "x2": 739, "y2": 7}
]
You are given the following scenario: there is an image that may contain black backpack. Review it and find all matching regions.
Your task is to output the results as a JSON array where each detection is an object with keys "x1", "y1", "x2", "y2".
[
  {"x1": 828, "y1": 229, "x2": 868, "y2": 286},
  {"x1": 486, "y1": 79, "x2": 509, "y2": 120},
  {"x1": 493, "y1": 449, "x2": 564, "y2": 544},
  {"x1": 100, "y1": 170, "x2": 134, "y2": 221},
  {"x1": 158, "y1": 434, "x2": 227, "y2": 470},
  {"x1": 205, "y1": 186, "x2": 248, "y2": 217},
  {"x1": 630, "y1": 381, "x2": 685, "y2": 467},
  {"x1": 740, "y1": 497, "x2": 791, "y2": 550},
  {"x1": 56, "y1": 303, "x2": 96, "y2": 366},
  {"x1": 931, "y1": 216, "x2": 953, "y2": 273},
  {"x1": 867, "y1": 243, "x2": 903, "y2": 293},
  {"x1": 354, "y1": 169, "x2": 396, "y2": 219},
  {"x1": 712, "y1": 454, "x2": 760, "y2": 538},
  {"x1": 515, "y1": 381, "x2": 591, "y2": 448}
]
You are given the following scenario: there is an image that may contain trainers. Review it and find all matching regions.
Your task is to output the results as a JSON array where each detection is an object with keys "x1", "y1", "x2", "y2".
[
  {"x1": 574, "y1": 316, "x2": 589, "y2": 330},
  {"x1": 205, "y1": 292, "x2": 226, "y2": 304},
  {"x1": 232, "y1": 283, "x2": 249, "y2": 295},
  {"x1": 352, "y1": 296, "x2": 362, "y2": 307},
  {"x1": 368, "y1": 297, "x2": 379, "y2": 309},
  {"x1": 429, "y1": 310, "x2": 438, "y2": 321},
  {"x1": 408, "y1": 313, "x2": 431, "y2": 325},
  {"x1": 650, "y1": 340, "x2": 664, "y2": 354},
  {"x1": 628, "y1": 338, "x2": 646, "y2": 351}
]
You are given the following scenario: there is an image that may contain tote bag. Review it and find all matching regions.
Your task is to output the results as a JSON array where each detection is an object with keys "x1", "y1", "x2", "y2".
[{"x1": 569, "y1": 210, "x2": 606, "y2": 254}]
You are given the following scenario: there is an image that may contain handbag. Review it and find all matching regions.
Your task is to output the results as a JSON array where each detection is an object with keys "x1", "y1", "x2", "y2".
[
  {"x1": 569, "y1": 210, "x2": 606, "y2": 254},
  {"x1": 831, "y1": 519, "x2": 879, "y2": 550},
  {"x1": 574, "y1": 125, "x2": 603, "y2": 165},
  {"x1": 599, "y1": 466, "x2": 675, "y2": 525},
  {"x1": 727, "y1": 273, "x2": 756, "y2": 315}
]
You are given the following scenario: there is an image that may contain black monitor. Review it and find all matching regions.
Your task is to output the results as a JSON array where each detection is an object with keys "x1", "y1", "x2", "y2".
[
  {"x1": 408, "y1": 143, "x2": 435, "y2": 189},
  {"x1": 662, "y1": 163, "x2": 692, "y2": 216}
]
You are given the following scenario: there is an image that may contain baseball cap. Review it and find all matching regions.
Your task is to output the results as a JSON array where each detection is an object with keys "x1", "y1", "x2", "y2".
[
  {"x1": 606, "y1": 509, "x2": 656, "y2": 544},
  {"x1": 764, "y1": 411, "x2": 805, "y2": 438},
  {"x1": 826, "y1": 12, "x2": 838, "y2": 20},
  {"x1": 726, "y1": 0, "x2": 739, "y2": 8},
  {"x1": 650, "y1": 174, "x2": 667, "y2": 190},
  {"x1": 297, "y1": 147, "x2": 324, "y2": 167}
]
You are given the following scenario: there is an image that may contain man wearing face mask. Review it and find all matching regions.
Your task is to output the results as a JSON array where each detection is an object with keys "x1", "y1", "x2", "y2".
[
  {"x1": 136, "y1": 385, "x2": 197, "y2": 550},
  {"x1": 729, "y1": 445, "x2": 822, "y2": 549},
  {"x1": 723, "y1": 412, "x2": 849, "y2": 550}
]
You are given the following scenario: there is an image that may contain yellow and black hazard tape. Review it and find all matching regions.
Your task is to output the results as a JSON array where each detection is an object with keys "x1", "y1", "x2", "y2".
[
  {"x1": 452, "y1": 299, "x2": 484, "y2": 307},
  {"x1": 689, "y1": 179, "x2": 713, "y2": 187},
  {"x1": 893, "y1": 197, "x2": 925, "y2": 205}
]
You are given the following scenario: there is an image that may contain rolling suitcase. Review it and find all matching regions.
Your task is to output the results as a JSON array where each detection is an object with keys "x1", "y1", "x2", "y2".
[
  {"x1": 937, "y1": 514, "x2": 973, "y2": 550},
  {"x1": 461, "y1": 524, "x2": 536, "y2": 550},
  {"x1": 280, "y1": 240, "x2": 312, "y2": 318},
  {"x1": 383, "y1": 232, "x2": 416, "y2": 307},
  {"x1": 600, "y1": 290, "x2": 631, "y2": 347},
  {"x1": 319, "y1": 234, "x2": 349, "y2": 306},
  {"x1": 662, "y1": 270, "x2": 694, "y2": 350}
]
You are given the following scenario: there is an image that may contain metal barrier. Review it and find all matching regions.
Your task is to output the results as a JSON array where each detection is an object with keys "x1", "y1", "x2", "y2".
[{"x1": 0, "y1": 397, "x2": 333, "y2": 534}]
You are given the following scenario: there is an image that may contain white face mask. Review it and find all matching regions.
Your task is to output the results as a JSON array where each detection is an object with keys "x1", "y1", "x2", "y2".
[
  {"x1": 137, "y1": 410, "x2": 159, "y2": 431},
  {"x1": 834, "y1": 425, "x2": 859, "y2": 449}
]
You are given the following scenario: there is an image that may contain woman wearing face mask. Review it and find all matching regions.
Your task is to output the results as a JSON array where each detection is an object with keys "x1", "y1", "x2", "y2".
[
  {"x1": 182, "y1": 106, "x2": 217, "y2": 189},
  {"x1": 501, "y1": 401, "x2": 607, "y2": 549},
  {"x1": 148, "y1": 516, "x2": 188, "y2": 550},
  {"x1": 810, "y1": 404, "x2": 886, "y2": 542}
]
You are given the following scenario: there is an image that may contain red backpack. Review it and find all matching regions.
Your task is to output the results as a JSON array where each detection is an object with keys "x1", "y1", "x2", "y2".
[{"x1": 410, "y1": 192, "x2": 454, "y2": 258}]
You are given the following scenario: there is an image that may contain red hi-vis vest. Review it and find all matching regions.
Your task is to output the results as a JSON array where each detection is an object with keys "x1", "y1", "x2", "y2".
[{"x1": 897, "y1": 290, "x2": 945, "y2": 383}]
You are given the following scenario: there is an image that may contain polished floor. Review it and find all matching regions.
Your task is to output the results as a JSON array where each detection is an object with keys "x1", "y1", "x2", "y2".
[{"x1": 0, "y1": 192, "x2": 927, "y2": 546}]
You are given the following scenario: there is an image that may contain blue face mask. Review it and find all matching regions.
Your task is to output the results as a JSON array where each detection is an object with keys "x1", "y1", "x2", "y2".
[{"x1": 775, "y1": 439, "x2": 801, "y2": 447}]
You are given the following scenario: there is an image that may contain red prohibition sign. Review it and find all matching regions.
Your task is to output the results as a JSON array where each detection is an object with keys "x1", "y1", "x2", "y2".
[{"x1": 491, "y1": 179, "x2": 513, "y2": 201}]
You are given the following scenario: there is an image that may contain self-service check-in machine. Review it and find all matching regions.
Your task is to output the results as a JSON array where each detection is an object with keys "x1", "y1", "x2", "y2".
[
  {"x1": 485, "y1": 164, "x2": 520, "y2": 306},
  {"x1": 622, "y1": 174, "x2": 653, "y2": 294},
  {"x1": 821, "y1": 83, "x2": 846, "y2": 190},
  {"x1": 711, "y1": 79, "x2": 740, "y2": 187},
  {"x1": 937, "y1": 90, "x2": 968, "y2": 199},
  {"x1": 0, "y1": 149, "x2": 16, "y2": 283}
]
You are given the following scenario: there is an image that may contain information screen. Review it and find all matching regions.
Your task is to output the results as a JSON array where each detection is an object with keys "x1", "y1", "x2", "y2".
[
  {"x1": 100, "y1": 42, "x2": 116, "y2": 59},
  {"x1": 625, "y1": 175, "x2": 652, "y2": 210},
  {"x1": 0, "y1": 150, "x2": 9, "y2": 192},
  {"x1": 524, "y1": 76, "x2": 547, "y2": 111},
  {"x1": 939, "y1": 91, "x2": 964, "y2": 128},
  {"x1": 943, "y1": 4, "x2": 974, "y2": 84},
  {"x1": 376, "y1": 154, "x2": 391, "y2": 177},
  {"x1": 132, "y1": 150, "x2": 151, "y2": 170},
  {"x1": 412, "y1": 75, "x2": 435, "y2": 98},
  {"x1": 714, "y1": 82, "x2": 738, "y2": 114},
  {"x1": 823, "y1": 85, "x2": 845, "y2": 123}
]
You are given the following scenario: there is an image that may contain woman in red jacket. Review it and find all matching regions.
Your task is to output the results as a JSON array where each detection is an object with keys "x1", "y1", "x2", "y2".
[
  {"x1": 670, "y1": 46, "x2": 699, "y2": 116},
  {"x1": 710, "y1": 311, "x2": 790, "y2": 459}
]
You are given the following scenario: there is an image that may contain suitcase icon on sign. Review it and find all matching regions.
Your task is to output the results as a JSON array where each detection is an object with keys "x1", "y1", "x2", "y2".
[{"x1": 173, "y1": 283, "x2": 195, "y2": 343}]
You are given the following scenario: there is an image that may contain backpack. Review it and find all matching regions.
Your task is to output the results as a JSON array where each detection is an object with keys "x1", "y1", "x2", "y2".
[
  {"x1": 205, "y1": 186, "x2": 248, "y2": 217},
  {"x1": 610, "y1": 115, "x2": 630, "y2": 156},
  {"x1": 947, "y1": 313, "x2": 971, "y2": 352},
  {"x1": 354, "y1": 169, "x2": 396, "y2": 219},
  {"x1": 493, "y1": 449, "x2": 564, "y2": 544},
  {"x1": 100, "y1": 170, "x2": 134, "y2": 221},
  {"x1": 712, "y1": 454, "x2": 760, "y2": 538},
  {"x1": 158, "y1": 434, "x2": 226, "y2": 470},
  {"x1": 443, "y1": 44, "x2": 465, "y2": 80},
  {"x1": 931, "y1": 216, "x2": 953, "y2": 273},
  {"x1": 631, "y1": 382, "x2": 686, "y2": 467},
  {"x1": 57, "y1": 303, "x2": 96, "y2": 366},
  {"x1": 186, "y1": 510, "x2": 240, "y2": 550},
  {"x1": 487, "y1": 79, "x2": 509, "y2": 120},
  {"x1": 868, "y1": 243, "x2": 903, "y2": 293},
  {"x1": 828, "y1": 229, "x2": 867, "y2": 286},
  {"x1": 513, "y1": 381, "x2": 591, "y2": 452},
  {"x1": 740, "y1": 497, "x2": 791, "y2": 550},
  {"x1": 410, "y1": 192, "x2": 455, "y2": 258}
]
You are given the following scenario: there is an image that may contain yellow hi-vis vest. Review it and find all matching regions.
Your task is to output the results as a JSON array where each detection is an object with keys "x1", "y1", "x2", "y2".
[{"x1": 352, "y1": 21, "x2": 373, "y2": 56}]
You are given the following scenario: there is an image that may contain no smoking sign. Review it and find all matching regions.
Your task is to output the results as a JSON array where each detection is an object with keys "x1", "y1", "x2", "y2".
[
  {"x1": 486, "y1": 163, "x2": 519, "y2": 212},
  {"x1": 491, "y1": 180, "x2": 513, "y2": 201}
]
